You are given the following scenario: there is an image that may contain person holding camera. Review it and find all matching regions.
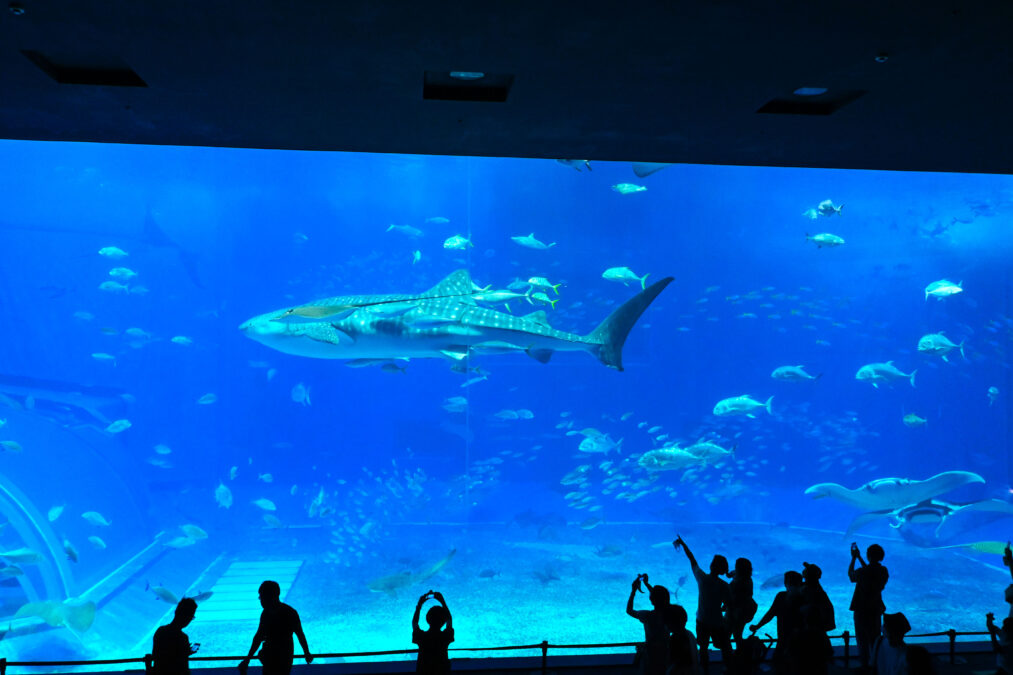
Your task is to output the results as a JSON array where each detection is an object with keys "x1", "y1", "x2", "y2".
[
  {"x1": 413, "y1": 590, "x2": 454, "y2": 675},
  {"x1": 848, "y1": 542, "x2": 888, "y2": 671},
  {"x1": 627, "y1": 573, "x2": 672, "y2": 675}
]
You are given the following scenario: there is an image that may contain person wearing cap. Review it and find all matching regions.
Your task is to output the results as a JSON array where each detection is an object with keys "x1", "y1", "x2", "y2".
[
  {"x1": 873, "y1": 612, "x2": 910, "y2": 675},
  {"x1": 801, "y1": 562, "x2": 835, "y2": 634}
]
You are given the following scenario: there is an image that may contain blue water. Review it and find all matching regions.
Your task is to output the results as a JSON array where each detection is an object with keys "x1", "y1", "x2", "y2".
[{"x1": 0, "y1": 140, "x2": 1012, "y2": 664}]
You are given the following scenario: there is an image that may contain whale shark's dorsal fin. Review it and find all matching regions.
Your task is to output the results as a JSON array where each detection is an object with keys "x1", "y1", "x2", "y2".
[
  {"x1": 523, "y1": 310, "x2": 550, "y2": 327},
  {"x1": 425, "y1": 270, "x2": 475, "y2": 298}
]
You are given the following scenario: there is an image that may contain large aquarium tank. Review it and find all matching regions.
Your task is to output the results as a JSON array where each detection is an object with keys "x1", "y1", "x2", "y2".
[{"x1": 0, "y1": 139, "x2": 1011, "y2": 665}]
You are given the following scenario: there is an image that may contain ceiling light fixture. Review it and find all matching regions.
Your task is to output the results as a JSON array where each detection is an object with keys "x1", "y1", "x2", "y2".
[
  {"x1": 449, "y1": 71, "x2": 485, "y2": 80},
  {"x1": 793, "y1": 87, "x2": 828, "y2": 96}
]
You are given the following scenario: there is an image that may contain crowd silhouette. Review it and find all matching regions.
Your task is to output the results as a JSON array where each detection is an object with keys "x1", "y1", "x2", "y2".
[{"x1": 148, "y1": 540, "x2": 1013, "y2": 675}]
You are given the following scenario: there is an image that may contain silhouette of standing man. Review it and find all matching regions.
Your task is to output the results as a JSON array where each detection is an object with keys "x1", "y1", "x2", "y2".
[
  {"x1": 152, "y1": 598, "x2": 198, "y2": 675},
  {"x1": 239, "y1": 580, "x2": 312, "y2": 675}
]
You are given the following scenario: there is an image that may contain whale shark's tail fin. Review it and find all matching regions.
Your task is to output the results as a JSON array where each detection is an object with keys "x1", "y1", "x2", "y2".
[{"x1": 588, "y1": 276, "x2": 673, "y2": 371}]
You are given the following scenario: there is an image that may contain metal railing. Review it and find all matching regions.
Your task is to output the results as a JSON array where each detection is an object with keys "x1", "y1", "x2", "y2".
[{"x1": 0, "y1": 630, "x2": 998, "y2": 674}]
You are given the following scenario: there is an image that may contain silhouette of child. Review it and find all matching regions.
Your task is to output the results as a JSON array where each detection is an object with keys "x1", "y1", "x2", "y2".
[
  {"x1": 848, "y1": 542, "x2": 888, "y2": 670},
  {"x1": 239, "y1": 580, "x2": 312, "y2": 675},
  {"x1": 750, "y1": 570, "x2": 803, "y2": 671},
  {"x1": 413, "y1": 590, "x2": 454, "y2": 675},
  {"x1": 627, "y1": 574, "x2": 672, "y2": 675},
  {"x1": 987, "y1": 611, "x2": 1012, "y2": 675},
  {"x1": 873, "y1": 611, "x2": 910, "y2": 675},
  {"x1": 725, "y1": 557, "x2": 757, "y2": 646},
  {"x1": 665, "y1": 603, "x2": 701, "y2": 675},
  {"x1": 673, "y1": 536, "x2": 732, "y2": 673},
  {"x1": 152, "y1": 598, "x2": 198, "y2": 675}
]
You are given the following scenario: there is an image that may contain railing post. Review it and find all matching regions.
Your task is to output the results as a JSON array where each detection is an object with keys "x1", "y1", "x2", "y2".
[
  {"x1": 144, "y1": 654, "x2": 153, "y2": 674},
  {"x1": 842, "y1": 630, "x2": 850, "y2": 668},
  {"x1": 1, "y1": 656, "x2": 7, "y2": 675},
  {"x1": 948, "y1": 629, "x2": 957, "y2": 665},
  {"x1": 540, "y1": 640, "x2": 549, "y2": 675}
]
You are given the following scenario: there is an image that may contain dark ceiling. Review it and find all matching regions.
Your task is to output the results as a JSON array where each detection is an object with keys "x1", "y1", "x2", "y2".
[{"x1": 1, "y1": 1, "x2": 1011, "y2": 173}]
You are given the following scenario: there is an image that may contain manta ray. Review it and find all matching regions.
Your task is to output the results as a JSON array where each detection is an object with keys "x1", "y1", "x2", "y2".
[
  {"x1": 845, "y1": 498, "x2": 1013, "y2": 546},
  {"x1": 241, "y1": 270, "x2": 673, "y2": 371},
  {"x1": 804, "y1": 471, "x2": 984, "y2": 513}
]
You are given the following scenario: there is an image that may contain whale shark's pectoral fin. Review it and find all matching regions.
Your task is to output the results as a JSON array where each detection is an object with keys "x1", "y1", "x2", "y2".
[
  {"x1": 526, "y1": 348, "x2": 554, "y2": 364},
  {"x1": 327, "y1": 325, "x2": 355, "y2": 341}
]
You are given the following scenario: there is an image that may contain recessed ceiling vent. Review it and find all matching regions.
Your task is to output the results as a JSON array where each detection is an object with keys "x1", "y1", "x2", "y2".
[
  {"x1": 757, "y1": 89, "x2": 864, "y2": 115},
  {"x1": 423, "y1": 71, "x2": 513, "y2": 102},
  {"x1": 21, "y1": 50, "x2": 146, "y2": 87}
]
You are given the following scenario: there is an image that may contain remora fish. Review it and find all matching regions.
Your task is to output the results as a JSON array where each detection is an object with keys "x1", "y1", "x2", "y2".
[{"x1": 240, "y1": 270, "x2": 673, "y2": 371}]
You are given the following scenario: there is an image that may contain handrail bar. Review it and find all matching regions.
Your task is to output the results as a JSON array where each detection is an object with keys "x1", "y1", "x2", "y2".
[{"x1": 0, "y1": 631, "x2": 999, "y2": 668}]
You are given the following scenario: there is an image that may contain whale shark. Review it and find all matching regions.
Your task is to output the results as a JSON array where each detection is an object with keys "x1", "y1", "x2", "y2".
[{"x1": 240, "y1": 270, "x2": 673, "y2": 371}]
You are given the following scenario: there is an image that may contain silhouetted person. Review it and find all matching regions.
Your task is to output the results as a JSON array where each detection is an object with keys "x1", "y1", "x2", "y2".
[
  {"x1": 905, "y1": 644, "x2": 935, "y2": 675},
  {"x1": 800, "y1": 562, "x2": 835, "y2": 634},
  {"x1": 239, "y1": 580, "x2": 312, "y2": 675},
  {"x1": 726, "y1": 557, "x2": 757, "y2": 646},
  {"x1": 627, "y1": 574, "x2": 672, "y2": 675},
  {"x1": 1004, "y1": 543, "x2": 1013, "y2": 619},
  {"x1": 790, "y1": 605, "x2": 833, "y2": 675},
  {"x1": 413, "y1": 590, "x2": 454, "y2": 675},
  {"x1": 673, "y1": 536, "x2": 732, "y2": 673},
  {"x1": 750, "y1": 570, "x2": 803, "y2": 673},
  {"x1": 152, "y1": 598, "x2": 198, "y2": 675},
  {"x1": 849, "y1": 543, "x2": 888, "y2": 670},
  {"x1": 872, "y1": 612, "x2": 910, "y2": 675},
  {"x1": 665, "y1": 603, "x2": 701, "y2": 675},
  {"x1": 987, "y1": 611, "x2": 1012, "y2": 675}
]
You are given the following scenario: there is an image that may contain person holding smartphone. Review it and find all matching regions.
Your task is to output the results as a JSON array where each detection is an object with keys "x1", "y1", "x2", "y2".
[
  {"x1": 848, "y1": 542, "x2": 889, "y2": 670},
  {"x1": 152, "y1": 598, "x2": 199, "y2": 675},
  {"x1": 413, "y1": 590, "x2": 455, "y2": 675}
]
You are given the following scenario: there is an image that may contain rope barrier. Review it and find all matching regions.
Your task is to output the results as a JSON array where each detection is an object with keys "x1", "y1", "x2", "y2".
[{"x1": 0, "y1": 630, "x2": 999, "y2": 669}]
